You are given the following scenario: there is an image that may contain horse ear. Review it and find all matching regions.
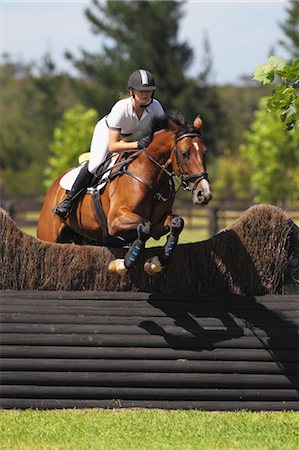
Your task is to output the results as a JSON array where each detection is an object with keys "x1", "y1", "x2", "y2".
[{"x1": 193, "y1": 116, "x2": 203, "y2": 129}]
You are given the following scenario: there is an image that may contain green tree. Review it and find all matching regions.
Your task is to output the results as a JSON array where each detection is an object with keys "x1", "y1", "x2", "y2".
[
  {"x1": 67, "y1": 0, "x2": 192, "y2": 113},
  {"x1": 279, "y1": 0, "x2": 299, "y2": 60},
  {"x1": 254, "y1": 56, "x2": 299, "y2": 130},
  {"x1": 44, "y1": 104, "x2": 98, "y2": 188},
  {"x1": 0, "y1": 56, "x2": 46, "y2": 195},
  {"x1": 66, "y1": 0, "x2": 226, "y2": 157},
  {"x1": 212, "y1": 150, "x2": 253, "y2": 201},
  {"x1": 0, "y1": 54, "x2": 79, "y2": 195},
  {"x1": 240, "y1": 98, "x2": 299, "y2": 206}
]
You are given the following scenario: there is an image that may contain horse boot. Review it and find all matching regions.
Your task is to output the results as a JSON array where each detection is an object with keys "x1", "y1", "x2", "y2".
[{"x1": 53, "y1": 164, "x2": 93, "y2": 220}]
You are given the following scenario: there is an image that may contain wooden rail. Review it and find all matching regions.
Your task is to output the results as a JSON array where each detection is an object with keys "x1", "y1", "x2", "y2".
[{"x1": 1, "y1": 291, "x2": 298, "y2": 411}]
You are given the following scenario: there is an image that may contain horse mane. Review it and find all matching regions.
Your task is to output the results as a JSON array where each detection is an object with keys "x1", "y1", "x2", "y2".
[
  {"x1": 150, "y1": 110, "x2": 185, "y2": 134},
  {"x1": 150, "y1": 111, "x2": 201, "y2": 138}
]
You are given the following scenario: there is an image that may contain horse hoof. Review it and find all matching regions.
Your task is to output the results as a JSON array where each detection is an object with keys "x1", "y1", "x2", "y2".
[
  {"x1": 144, "y1": 256, "x2": 162, "y2": 276},
  {"x1": 108, "y1": 259, "x2": 127, "y2": 276}
]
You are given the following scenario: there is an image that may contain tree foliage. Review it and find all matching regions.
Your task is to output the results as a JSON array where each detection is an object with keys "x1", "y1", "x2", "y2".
[
  {"x1": 254, "y1": 56, "x2": 299, "y2": 130},
  {"x1": 66, "y1": 0, "x2": 226, "y2": 155},
  {"x1": 67, "y1": 0, "x2": 192, "y2": 112},
  {"x1": 279, "y1": 0, "x2": 299, "y2": 60},
  {"x1": 213, "y1": 150, "x2": 252, "y2": 201},
  {"x1": 44, "y1": 105, "x2": 98, "y2": 188},
  {"x1": 240, "y1": 98, "x2": 299, "y2": 205},
  {"x1": 0, "y1": 54, "x2": 77, "y2": 195}
]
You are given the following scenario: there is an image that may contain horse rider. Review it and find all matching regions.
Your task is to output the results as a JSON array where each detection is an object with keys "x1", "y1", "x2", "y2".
[{"x1": 54, "y1": 69, "x2": 165, "y2": 220}]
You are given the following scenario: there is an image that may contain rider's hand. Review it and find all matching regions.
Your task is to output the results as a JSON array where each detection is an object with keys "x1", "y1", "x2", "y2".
[{"x1": 137, "y1": 135, "x2": 152, "y2": 150}]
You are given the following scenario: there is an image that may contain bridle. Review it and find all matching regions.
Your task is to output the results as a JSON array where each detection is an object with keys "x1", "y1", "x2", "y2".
[
  {"x1": 143, "y1": 131, "x2": 209, "y2": 201},
  {"x1": 173, "y1": 132, "x2": 209, "y2": 191}
]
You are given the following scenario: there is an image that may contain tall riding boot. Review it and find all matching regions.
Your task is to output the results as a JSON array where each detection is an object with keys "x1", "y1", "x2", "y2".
[{"x1": 53, "y1": 164, "x2": 93, "y2": 220}]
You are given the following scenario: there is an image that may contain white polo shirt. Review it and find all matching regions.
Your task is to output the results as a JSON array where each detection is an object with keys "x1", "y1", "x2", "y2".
[{"x1": 106, "y1": 97, "x2": 164, "y2": 141}]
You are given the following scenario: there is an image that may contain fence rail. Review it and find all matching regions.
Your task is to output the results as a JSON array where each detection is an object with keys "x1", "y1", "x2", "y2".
[{"x1": 1, "y1": 196, "x2": 299, "y2": 237}]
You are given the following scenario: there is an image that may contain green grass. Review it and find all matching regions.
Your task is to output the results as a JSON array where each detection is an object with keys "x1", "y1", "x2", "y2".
[
  {"x1": 23, "y1": 226, "x2": 209, "y2": 246},
  {"x1": 0, "y1": 410, "x2": 298, "y2": 450}
]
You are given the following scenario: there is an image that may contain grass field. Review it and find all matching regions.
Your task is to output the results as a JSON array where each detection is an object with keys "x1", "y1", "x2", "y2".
[
  {"x1": 23, "y1": 226, "x2": 209, "y2": 246},
  {"x1": 0, "y1": 410, "x2": 298, "y2": 450}
]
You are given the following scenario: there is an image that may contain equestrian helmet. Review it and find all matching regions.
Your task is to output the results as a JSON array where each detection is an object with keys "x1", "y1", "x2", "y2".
[{"x1": 128, "y1": 69, "x2": 156, "y2": 91}]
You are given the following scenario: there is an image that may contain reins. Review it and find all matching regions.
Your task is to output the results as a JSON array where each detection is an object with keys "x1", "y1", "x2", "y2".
[{"x1": 96, "y1": 130, "x2": 208, "y2": 202}]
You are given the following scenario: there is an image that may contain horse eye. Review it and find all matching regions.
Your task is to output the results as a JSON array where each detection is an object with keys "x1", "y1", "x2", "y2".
[{"x1": 182, "y1": 151, "x2": 189, "y2": 159}]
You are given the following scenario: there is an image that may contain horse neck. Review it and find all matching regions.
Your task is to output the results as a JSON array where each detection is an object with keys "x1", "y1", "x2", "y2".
[
  {"x1": 146, "y1": 130, "x2": 174, "y2": 164},
  {"x1": 134, "y1": 131, "x2": 172, "y2": 182}
]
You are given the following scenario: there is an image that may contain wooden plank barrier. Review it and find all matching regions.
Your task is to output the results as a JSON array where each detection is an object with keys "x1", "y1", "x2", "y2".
[{"x1": 1, "y1": 291, "x2": 298, "y2": 411}]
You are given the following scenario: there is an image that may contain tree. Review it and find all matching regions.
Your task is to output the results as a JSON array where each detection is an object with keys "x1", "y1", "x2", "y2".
[
  {"x1": 240, "y1": 98, "x2": 299, "y2": 206},
  {"x1": 0, "y1": 54, "x2": 79, "y2": 195},
  {"x1": 279, "y1": 0, "x2": 299, "y2": 60},
  {"x1": 0, "y1": 56, "x2": 47, "y2": 195},
  {"x1": 253, "y1": 56, "x2": 299, "y2": 130},
  {"x1": 66, "y1": 0, "x2": 192, "y2": 113},
  {"x1": 44, "y1": 104, "x2": 98, "y2": 188},
  {"x1": 66, "y1": 1, "x2": 226, "y2": 157},
  {"x1": 212, "y1": 150, "x2": 253, "y2": 201}
]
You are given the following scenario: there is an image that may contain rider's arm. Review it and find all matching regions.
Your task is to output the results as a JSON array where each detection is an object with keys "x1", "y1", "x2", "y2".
[{"x1": 108, "y1": 129, "x2": 138, "y2": 153}]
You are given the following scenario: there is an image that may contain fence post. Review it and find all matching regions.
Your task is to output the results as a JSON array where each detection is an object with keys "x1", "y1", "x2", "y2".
[{"x1": 209, "y1": 206, "x2": 219, "y2": 236}]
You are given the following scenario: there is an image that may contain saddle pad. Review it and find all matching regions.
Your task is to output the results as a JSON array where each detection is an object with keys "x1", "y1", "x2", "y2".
[
  {"x1": 60, "y1": 166, "x2": 82, "y2": 191},
  {"x1": 60, "y1": 155, "x2": 118, "y2": 192}
]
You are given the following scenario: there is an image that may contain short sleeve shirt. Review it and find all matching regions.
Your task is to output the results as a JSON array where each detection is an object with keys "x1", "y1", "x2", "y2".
[{"x1": 106, "y1": 98, "x2": 164, "y2": 141}]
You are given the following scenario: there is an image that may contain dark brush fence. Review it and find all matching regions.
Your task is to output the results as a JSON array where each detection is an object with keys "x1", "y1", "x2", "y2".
[
  {"x1": 1, "y1": 204, "x2": 298, "y2": 294},
  {"x1": 0, "y1": 290, "x2": 298, "y2": 410}
]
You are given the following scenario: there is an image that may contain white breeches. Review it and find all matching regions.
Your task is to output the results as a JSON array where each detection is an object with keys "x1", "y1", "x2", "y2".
[{"x1": 88, "y1": 117, "x2": 109, "y2": 174}]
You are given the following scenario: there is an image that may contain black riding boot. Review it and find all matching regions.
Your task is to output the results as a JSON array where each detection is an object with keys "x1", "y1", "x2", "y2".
[{"x1": 53, "y1": 164, "x2": 93, "y2": 220}]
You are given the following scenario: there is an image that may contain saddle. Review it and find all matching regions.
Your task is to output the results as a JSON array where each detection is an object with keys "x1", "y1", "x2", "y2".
[{"x1": 59, "y1": 151, "x2": 141, "y2": 245}]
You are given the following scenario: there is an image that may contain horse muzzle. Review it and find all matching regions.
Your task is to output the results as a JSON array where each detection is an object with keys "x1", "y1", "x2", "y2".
[{"x1": 192, "y1": 178, "x2": 212, "y2": 205}]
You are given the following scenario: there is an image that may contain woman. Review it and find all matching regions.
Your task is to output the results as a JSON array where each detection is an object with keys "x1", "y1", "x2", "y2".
[{"x1": 54, "y1": 69, "x2": 165, "y2": 220}]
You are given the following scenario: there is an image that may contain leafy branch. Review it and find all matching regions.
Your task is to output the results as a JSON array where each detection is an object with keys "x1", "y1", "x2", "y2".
[{"x1": 253, "y1": 56, "x2": 299, "y2": 130}]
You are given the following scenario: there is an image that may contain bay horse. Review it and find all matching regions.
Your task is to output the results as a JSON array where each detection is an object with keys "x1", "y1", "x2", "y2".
[{"x1": 37, "y1": 111, "x2": 212, "y2": 276}]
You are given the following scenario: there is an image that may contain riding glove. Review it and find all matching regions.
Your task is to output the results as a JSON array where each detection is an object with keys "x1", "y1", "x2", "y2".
[{"x1": 137, "y1": 135, "x2": 152, "y2": 150}]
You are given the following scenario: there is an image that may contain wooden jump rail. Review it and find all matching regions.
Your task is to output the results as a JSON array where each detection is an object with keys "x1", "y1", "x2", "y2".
[{"x1": 1, "y1": 291, "x2": 298, "y2": 411}]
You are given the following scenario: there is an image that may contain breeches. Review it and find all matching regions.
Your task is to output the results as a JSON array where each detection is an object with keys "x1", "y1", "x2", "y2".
[{"x1": 88, "y1": 117, "x2": 109, "y2": 174}]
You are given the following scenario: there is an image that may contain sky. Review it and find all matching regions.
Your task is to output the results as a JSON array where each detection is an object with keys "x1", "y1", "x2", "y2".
[{"x1": 0, "y1": 0, "x2": 289, "y2": 85}]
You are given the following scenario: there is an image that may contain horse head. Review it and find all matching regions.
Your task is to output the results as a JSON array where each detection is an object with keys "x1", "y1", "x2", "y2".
[
  {"x1": 170, "y1": 115, "x2": 212, "y2": 206},
  {"x1": 148, "y1": 111, "x2": 212, "y2": 205}
]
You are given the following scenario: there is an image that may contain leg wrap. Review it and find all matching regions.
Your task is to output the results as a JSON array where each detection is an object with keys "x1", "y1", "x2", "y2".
[
  {"x1": 124, "y1": 239, "x2": 145, "y2": 269},
  {"x1": 170, "y1": 216, "x2": 184, "y2": 236},
  {"x1": 159, "y1": 233, "x2": 178, "y2": 265},
  {"x1": 159, "y1": 216, "x2": 184, "y2": 265},
  {"x1": 124, "y1": 220, "x2": 151, "y2": 269}
]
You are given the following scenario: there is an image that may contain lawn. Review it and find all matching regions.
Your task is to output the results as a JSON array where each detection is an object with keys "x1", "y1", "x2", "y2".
[
  {"x1": 0, "y1": 410, "x2": 298, "y2": 450},
  {"x1": 23, "y1": 226, "x2": 209, "y2": 246}
]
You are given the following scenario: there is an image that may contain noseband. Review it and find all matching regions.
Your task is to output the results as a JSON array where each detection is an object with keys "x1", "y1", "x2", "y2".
[{"x1": 174, "y1": 132, "x2": 209, "y2": 191}]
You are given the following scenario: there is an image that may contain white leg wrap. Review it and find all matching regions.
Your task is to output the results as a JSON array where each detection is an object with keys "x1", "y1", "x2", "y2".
[
  {"x1": 108, "y1": 258, "x2": 127, "y2": 276},
  {"x1": 144, "y1": 256, "x2": 163, "y2": 276}
]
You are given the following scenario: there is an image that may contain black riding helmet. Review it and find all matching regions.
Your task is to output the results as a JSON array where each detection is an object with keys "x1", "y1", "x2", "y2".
[{"x1": 127, "y1": 69, "x2": 156, "y2": 91}]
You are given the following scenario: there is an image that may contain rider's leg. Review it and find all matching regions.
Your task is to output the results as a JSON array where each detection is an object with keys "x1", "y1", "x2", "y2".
[
  {"x1": 88, "y1": 117, "x2": 110, "y2": 174},
  {"x1": 54, "y1": 117, "x2": 109, "y2": 220},
  {"x1": 53, "y1": 164, "x2": 93, "y2": 220}
]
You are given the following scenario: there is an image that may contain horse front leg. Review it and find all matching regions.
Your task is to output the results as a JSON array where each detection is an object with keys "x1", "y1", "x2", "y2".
[
  {"x1": 108, "y1": 218, "x2": 152, "y2": 276},
  {"x1": 144, "y1": 215, "x2": 184, "y2": 276}
]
